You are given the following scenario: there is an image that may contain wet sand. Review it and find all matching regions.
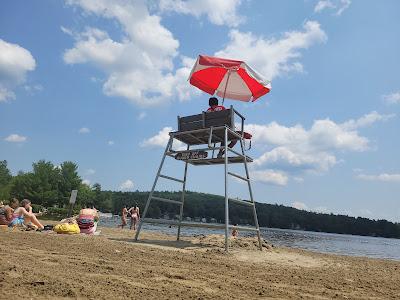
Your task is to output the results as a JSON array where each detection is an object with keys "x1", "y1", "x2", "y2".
[{"x1": 0, "y1": 225, "x2": 399, "y2": 299}]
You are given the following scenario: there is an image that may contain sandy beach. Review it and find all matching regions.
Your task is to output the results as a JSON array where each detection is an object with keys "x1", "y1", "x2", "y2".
[{"x1": 1, "y1": 226, "x2": 399, "y2": 300}]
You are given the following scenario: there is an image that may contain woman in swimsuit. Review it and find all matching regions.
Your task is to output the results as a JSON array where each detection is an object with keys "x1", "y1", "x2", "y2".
[
  {"x1": 0, "y1": 198, "x2": 19, "y2": 226},
  {"x1": 77, "y1": 203, "x2": 99, "y2": 234},
  {"x1": 128, "y1": 204, "x2": 140, "y2": 230},
  {"x1": 118, "y1": 205, "x2": 128, "y2": 229},
  {"x1": 9, "y1": 199, "x2": 44, "y2": 229}
]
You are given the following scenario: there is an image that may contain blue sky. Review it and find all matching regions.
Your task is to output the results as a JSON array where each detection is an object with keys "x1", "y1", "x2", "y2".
[{"x1": 1, "y1": 0, "x2": 399, "y2": 221}]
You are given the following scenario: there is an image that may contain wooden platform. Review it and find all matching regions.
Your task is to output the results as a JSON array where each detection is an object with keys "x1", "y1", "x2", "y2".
[{"x1": 184, "y1": 156, "x2": 252, "y2": 166}]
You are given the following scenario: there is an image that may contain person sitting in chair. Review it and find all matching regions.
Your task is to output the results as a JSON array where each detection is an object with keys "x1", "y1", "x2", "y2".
[{"x1": 206, "y1": 97, "x2": 237, "y2": 158}]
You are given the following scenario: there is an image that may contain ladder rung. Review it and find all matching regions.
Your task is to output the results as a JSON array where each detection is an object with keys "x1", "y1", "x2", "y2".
[
  {"x1": 159, "y1": 174, "x2": 184, "y2": 183},
  {"x1": 228, "y1": 172, "x2": 249, "y2": 182},
  {"x1": 229, "y1": 198, "x2": 254, "y2": 206},
  {"x1": 152, "y1": 196, "x2": 182, "y2": 205}
]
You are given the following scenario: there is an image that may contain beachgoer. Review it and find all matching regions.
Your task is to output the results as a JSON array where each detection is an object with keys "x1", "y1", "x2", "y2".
[
  {"x1": 128, "y1": 204, "x2": 140, "y2": 230},
  {"x1": 77, "y1": 203, "x2": 99, "y2": 234},
  {"x1": 0, "y1": 198, "x2": 19, "y2": 226},
  {"x1": 232, "y1": 224, "x2": 239, "y2": 237},
  {"x1": 206, "y1": 97, "x2": 237, "y2": 158},
  {"x1": 9, "y1": 199, "x2": 44, "y2": 230},
  {"x1": 118, "y1": 205, "x2": 128, "y2": 229}
]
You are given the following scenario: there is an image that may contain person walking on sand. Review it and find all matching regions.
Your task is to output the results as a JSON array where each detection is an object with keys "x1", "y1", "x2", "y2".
[
  {"x1": 128, "y1": 204, "x2": 140, "y2": 230},
  {"x1": 118, "y1": 205, "x2": 128, "y2": 229}
]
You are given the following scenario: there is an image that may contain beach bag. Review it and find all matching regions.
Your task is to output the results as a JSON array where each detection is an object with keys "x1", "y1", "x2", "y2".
[{"x1": 54, "y1": 222, "x2": 80, "y2": 234}]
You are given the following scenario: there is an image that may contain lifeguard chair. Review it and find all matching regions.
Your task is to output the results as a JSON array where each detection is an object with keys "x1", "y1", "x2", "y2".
[{"x1": 134, "y1": 106, "x2": 263, "y2": 251}]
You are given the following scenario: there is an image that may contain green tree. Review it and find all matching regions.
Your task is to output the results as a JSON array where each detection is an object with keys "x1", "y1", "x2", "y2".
[
  {"x1": 59, "y1": 161, "x2": 81, "y2": 206},
  {"x1": 0, "y1": 160, "x2": 12, "y2": 199},
  {"x1": 30, "y1": 160, "x2": 61, "y2": 207}
]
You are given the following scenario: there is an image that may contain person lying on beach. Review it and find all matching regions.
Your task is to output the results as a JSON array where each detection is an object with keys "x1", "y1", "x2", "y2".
[
  {"x1": 8, "y1": 199, "x2": 45, "y2": 230},
  {"x1": 128, "y1": 204, "x2": 140, "y2": 230},
  {"x1": 77, "y1": 204, "x2": 99, "y2": 234},
  {"x1": 118, "y1": 205, "x2": 128, "y2": 229},
  {"x1": 0, "y1": 198, "x2": 19, "y2": 226}
]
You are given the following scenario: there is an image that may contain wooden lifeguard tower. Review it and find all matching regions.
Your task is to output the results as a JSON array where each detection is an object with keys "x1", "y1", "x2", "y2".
[{"x1": 134, "y1": 106, "x2": 263, "y2": 251}]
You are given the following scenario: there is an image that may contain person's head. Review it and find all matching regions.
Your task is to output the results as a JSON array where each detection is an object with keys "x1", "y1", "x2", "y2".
[
  {"x1": 20, "y1": 199, "x2": 31, "y2": 209},
  {"x1": 10, "y1": 198, "x2": 20, "y2": 209},
  {"x1": 86, "y1": 202, "x2": 94, "y2": 209},
  {"x1": 209, "y1": 97, "x2": 218, "y2": 107}
]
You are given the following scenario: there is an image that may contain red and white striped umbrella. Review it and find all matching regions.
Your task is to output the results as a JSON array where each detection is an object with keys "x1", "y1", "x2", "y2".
[{"x1": 188, "y1": 55, "x2": 271, "y2": 102}]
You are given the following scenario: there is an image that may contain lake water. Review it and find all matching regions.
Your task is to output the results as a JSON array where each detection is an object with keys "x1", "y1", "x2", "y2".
[{"x1": 100, "y1": 215, "x2": 400, "y2": 261}]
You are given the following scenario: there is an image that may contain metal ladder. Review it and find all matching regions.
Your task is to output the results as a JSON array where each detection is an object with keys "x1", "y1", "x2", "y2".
[{"x1": 134, "y1": 127, "x2": 263, "y2": 251}]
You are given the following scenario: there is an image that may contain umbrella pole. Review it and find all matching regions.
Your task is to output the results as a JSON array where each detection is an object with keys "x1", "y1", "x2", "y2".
[{"x1": 221, "y1": 70, "x2": 231, "y2": 106}]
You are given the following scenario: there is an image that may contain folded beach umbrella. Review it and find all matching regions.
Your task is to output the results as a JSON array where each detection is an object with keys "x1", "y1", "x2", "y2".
[{"x1": 188, "y1": 55, "x2": 271, "y2": 103}]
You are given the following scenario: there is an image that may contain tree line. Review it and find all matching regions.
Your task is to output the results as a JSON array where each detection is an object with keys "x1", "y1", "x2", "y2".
[{"x1": 1, "y1": 160, "x2": 399, "y2": 238}]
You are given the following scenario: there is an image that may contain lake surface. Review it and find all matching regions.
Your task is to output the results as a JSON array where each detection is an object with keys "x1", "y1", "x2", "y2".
[{"x1": 100, "y1": 215, "x2": 400, "y2": 261}]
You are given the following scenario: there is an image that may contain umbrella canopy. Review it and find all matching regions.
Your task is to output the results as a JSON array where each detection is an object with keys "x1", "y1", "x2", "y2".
[{"x1": 188, "y1": 55, "x2": 271, "y2": 102}]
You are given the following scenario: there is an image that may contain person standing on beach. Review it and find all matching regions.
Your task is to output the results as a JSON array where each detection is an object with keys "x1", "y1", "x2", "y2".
[
  {"x1": 128, "y1": 204, "x2": 140, "y2": 230},
  {"x1": 118, "y1": 205, "x2": 128, "y2": 229}
]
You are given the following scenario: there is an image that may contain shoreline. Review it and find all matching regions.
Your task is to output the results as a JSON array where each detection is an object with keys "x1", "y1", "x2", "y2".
[{"x1": 1, "y1": 225, "x2": 400, "y2": 299}]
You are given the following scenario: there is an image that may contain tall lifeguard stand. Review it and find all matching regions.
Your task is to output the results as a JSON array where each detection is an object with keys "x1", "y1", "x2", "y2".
[{"x1": 134, "y1": 106, "x2": 263, "y2": 251}]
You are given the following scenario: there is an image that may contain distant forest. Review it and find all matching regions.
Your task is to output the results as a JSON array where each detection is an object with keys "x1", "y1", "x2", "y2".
[{"x1": 1, "y1": 160, "x2": 399, "y2": 239}]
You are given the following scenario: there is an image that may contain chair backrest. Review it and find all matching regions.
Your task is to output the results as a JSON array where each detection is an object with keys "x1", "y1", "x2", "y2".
[{"x1": 178, "y1": 107, "x2": 234, "y2": 132}]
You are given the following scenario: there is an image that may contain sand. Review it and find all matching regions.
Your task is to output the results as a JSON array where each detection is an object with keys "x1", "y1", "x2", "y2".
[{"x1": 1, "y1": 225, "x2": 399, "y2": 299}]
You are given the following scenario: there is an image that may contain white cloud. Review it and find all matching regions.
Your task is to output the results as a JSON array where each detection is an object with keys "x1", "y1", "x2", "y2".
[
  {"x1": 341, "y1": 111, "x2": 394, "y2": 130},
  {"x1": 215, "y1": 21, "x2": 327, "y2": 80},
  {"x1": 137, "y1": 112, "x2": 147, "y2": 120},
  {"x1": 159, "y1": 0, "x2": 244, "y2": 27},
  {"x1": 23, "y1": 84, "x2": 43, "y2": 94},
  {"x1": 359, "y1": 208, "x2": 373, "y2": 217},
  {"x1": 78, "y1": 127, "x2": 90, "y2": 134},
  {"x1": 314, "y1": 0, "x2": 351, "y2": 16},
  {"x1": 0, "y1": 39, "x2": 36, "y2": 102},
  {"x1": 248, "y1": 111, "x2": 392, "y2": 181},
  {"x1": 250, "y1": 170, "x2": 288, "y2": 186},
  {"x1": 292, "y1": 201, "x2": 308, "y2": 210},
  {"x1": 314, "y1": 0, "x2": 335, "y2": 13},
  {"x1": 120, "y1": 179, "x2": 134, "y2": 190},
  {"x1": 4, "y1": 134, "x2": 27, "y2": 143},
  {"x1": 82, "y1": 179, "x2": 91, "y2": 185},
  {"x1": 64, "y1": 0, "x2": 195, "y2": 106},
  {"x1": 141, "y1": 126, "x2": 185, "y2": 150},
  {"x1": 86, "y1": 168, "x2": 95, "y2": 175},
  {"x1": 383, "y1": 91, "x2": 400, "y2": 105},
  {"x1": 108, "y1": 140, "x2": 114, "y2": 145},
  {"x1": 314, "y1": 206, "x2": 329, "y2": 213},
  {"x1": 335, "y1": 0, "x2": 351, "y2": 16},
  {"x1": 356, "y1": 173, "x2": 400, "y2": 183}
]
